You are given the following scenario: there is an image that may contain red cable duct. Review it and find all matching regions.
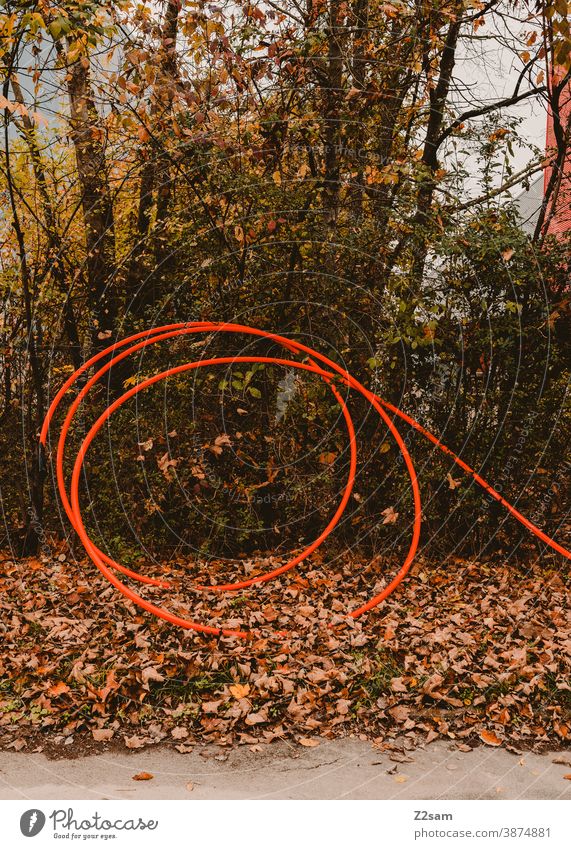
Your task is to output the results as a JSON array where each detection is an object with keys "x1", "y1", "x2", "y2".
[{"x1": 40, "y1": 322, "x2": 570, "y2": 638}]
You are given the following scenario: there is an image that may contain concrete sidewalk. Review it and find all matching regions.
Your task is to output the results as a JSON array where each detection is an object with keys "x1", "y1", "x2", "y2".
[{"x1": 1, "y1": 739, "x2": 570, "y2": 800}]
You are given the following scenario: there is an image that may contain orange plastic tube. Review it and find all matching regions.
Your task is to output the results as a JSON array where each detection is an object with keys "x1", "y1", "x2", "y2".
[{"x1": 40, "y1": 322, "x2": 570, "y2": 636}]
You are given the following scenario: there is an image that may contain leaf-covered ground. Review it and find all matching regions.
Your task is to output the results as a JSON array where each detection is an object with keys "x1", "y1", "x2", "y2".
[{"x1": 0, "y1": 547, "x2": 569, "y2": 757}]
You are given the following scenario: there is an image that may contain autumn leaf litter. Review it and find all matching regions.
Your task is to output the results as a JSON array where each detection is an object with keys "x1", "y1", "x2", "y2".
[{"x1": 0, "y1": 547, "x2": 569, "y2": 757}]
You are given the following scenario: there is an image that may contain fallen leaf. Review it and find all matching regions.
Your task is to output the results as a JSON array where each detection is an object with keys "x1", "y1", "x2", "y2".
[
  {"x1": 47, "y1": 682, "x2": 70, "y2": 697},
  {"x1": 92, "y1": 728, "x2": 114, "y2": 742},
  {"x1": 141, "y1": 667, "x2": 165, "y2": 684},
  {"x1": 298, "y1": 738, "x2": 320, "y2": 747},
  {"x1": 186, "y1": 781, "x2": 194, "y2": 792},
  {"x1": 229, "y1": 683, "x2": 250, "y2": 700},
  {"x1": 381, "y1": 506, "x2": 399, "y2": 524},
  {"x1": 171, "y1": 726, "x2": 189, "y2": 740},
  {"x1": 132, "y1": 772, "x2": 153, "y2": 781},
  {"x1": 388, "y1": 705, "x2": 410, "y2": 723},
  {"x1": 245, "y1": 710, "x2": 268, "y2": 726},
  {"x1": 319, "y1": 451, "x2": 337, "y2": 465},
  {"x1": 480, "y1": 730, "x2": 502, "y2": 747},
  {"x1": 447, "y1": 472, "x2": 461, "y2": 490},
  {"x1": 124, "y1": 735, "x2": 146, "y2": 749}
]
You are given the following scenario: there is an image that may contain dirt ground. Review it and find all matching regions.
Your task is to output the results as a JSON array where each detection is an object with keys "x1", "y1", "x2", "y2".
[{"x1": 1, "y1": 738, "x2": 570, "y2": 800}]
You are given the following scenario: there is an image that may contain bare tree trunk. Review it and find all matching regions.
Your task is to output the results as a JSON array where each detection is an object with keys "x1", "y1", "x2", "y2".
[
  {"x1": 406, "y1": 16, "x2": 461, "y2": 287},
  {"x1": 323, "y1": 0, "x2": 344, "y2": 229},
  {"x1": 62, "y1": 46, "x2": 117, "y2": 347},
  {"x1": 11, "y1": 75, "x2": 82, "y2": 370},
  {"x1": 347, "y1": 0, "x2": 369, "y2": 219},
  {"x1": 3, "y1": 73, "x2": 46, "y2": 554},
  {"x1": 126, "y1": 0, "x2": 181, "y2": 312}
]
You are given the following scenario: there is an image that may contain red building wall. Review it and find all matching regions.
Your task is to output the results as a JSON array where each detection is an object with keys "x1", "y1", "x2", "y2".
[{"x1": 543, "y1": 71, "x2": 571, "y2": 237}]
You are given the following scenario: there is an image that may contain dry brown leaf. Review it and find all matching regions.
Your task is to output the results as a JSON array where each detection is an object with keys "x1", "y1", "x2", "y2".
[
  {"x1": 381, "y1": 506, "x2": 399, "y2": 524},
  {"x1": 132, "y1": 772, "x2": 153, "y2": 781},
  {"x1": 186, "y1": 781, "x2": 194, "y2": 792},
  {"x1": 141, "y1": 667, "x2": 165, "y2": 684},
  {"x1": 245, "y1": 710, "x2": 268, "y2": 726},
  {"x1": 47, "y1": 682, "x2": 70, "y2": 697},
  {"x1": 480, "y1": 730, "x2": 502, "y2": 747},
  {"x1": 229, "y1": 683, "x2": 250, "y2": 700},
  {"x1": 92, "y1": 728, "x2": 114, "y2": 742},
  {"x1": 171, "y1": 726, "x2": 189, "y2": 740},
  {"x1": 388, "y1": 705, "x2": 410, "y2": 723},
  {"x1": 214, "y1": 434, "x2": 232, "y2": 448},
  {"x1": 124, "y1": 735, "x2": 146, "y2": 749},
  {"x1": 298, "y1": 738, "x2": 320, "y2": 747},
  {"x1": 319, "y1": 451, "x2": 337, "y2": 465}
]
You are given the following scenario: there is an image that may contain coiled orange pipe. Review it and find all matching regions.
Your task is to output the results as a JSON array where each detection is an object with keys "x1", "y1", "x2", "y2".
[{"x1": 40, "y1": 322, "x2": 570, "y2": 637}]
